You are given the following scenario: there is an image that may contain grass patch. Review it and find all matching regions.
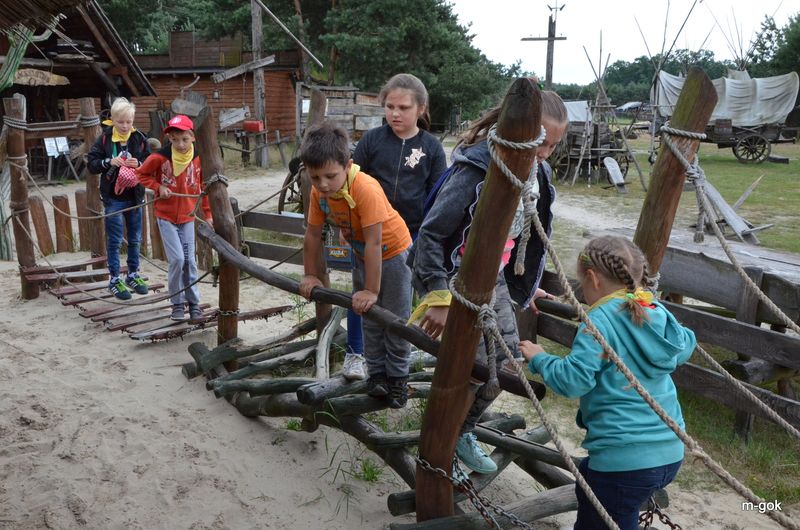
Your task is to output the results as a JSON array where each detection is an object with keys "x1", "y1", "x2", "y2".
[{"x1": 285, "y1": 418, "x2": 303, "y2": 431}]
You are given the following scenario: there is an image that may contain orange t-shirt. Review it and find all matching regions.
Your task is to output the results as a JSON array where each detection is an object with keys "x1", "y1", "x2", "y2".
[{"x1": 308, "y1": 171, "x2": 411, "y2": 260}]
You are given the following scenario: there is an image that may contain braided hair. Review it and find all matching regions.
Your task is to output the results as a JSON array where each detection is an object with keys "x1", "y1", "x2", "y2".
[{"x1": 578, "y1": 235, "x2": 652, "y2": 326}]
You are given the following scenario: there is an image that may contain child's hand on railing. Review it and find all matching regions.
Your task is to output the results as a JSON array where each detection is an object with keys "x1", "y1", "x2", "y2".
[{"x1": 519, "y1": 340, "x2": 545, "y2": 362}]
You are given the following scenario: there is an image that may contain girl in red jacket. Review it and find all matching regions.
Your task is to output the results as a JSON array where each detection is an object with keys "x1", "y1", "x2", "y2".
[{"x1": 137, "y1": 115, "x2": 212, "y2": 321}]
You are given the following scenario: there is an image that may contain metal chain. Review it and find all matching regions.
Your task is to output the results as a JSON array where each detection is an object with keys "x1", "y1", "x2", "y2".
[{"x1": 638, "y1": 496, "x2": 683, "y2": 530}]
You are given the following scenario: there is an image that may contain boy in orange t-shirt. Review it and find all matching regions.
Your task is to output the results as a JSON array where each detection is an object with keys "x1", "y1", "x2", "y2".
[{"x1": 298, "y1": 123, "x2": 412, "y2": 408}]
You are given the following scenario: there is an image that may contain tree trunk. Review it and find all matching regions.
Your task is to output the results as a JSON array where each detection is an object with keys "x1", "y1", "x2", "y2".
[{"x1": 251, "y1": 0, "x2": 268, "y2": 168}]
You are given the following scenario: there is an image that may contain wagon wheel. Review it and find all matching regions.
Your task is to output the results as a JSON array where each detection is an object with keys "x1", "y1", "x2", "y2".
[
  {"x1": 277, "y1": 165, "x2": 304, "y2": 214},
  {"x1": 615, "y1": 153, "x2": 630, "y2": 177},
  {"x1": 732, "y1": 134, "x2": 771, "y2": 164},
  {"x1": 549, "y1": 139, "x2": 571, "y2": 182}
]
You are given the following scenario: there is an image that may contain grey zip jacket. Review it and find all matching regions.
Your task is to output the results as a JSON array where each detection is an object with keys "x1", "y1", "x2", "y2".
[
  {"x1": 409, "y1": 139, "x2": 555, "y2": 308},
  {"x1": 353, "y1": 124, "x2": 447, "y2": 237}
]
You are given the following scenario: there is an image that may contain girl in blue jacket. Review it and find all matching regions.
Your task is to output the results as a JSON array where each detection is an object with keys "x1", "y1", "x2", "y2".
[{"x1": 521, "y1": 235, "x2": 696, "y2": 530}]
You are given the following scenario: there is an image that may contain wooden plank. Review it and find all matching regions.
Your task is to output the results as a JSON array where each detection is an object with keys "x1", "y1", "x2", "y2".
[
  {"x1": 60, "y1": 283, "x2": 165, "y2": 306},
  {"x1": 28, "y1": 195, "x2": 54, "y2": 256},
  {"x1": 78, "y1": 291, "x2": 171, "y2": 319},
  {"x1": 702, "y1": 180, "x2": 759, "y2": 244},
  {"x1": 246, "y1": 240, "x2": 303, "y2": 265},
  {"x1": 239, "y1": 211, "x2": 305, "y2": 235},
  {"x1": 658, "y1": 247, "x2": 800, "y2": 324},
  {"x1": 128, "y1": 306, "x2": 288, "y2": 341},
  {"x1": 88, "y1": 300, "x2": 174, "y2": 322},
  {"x1": 674, "y1": 363, "x2": 800, "y2": 428},
  {"x1": 74, "y1": 189, "x2": 91, "y2": 251},
  {"x1": 26, "y1": 266, "x2": 127, "y2": 284},
  {"x1": 52, "y1": 194, "x2": 74, "y2": 253},
  {"x1": 49, "y1": 279, "x2": 109, "y2": 297},
  {"x1": 210, "y1": 55, "x2": 275, "y2": 83},
  {"x1": 23, "y1": 256, "x2": 106, "y2": 274},
  {"x1": 124, "y1": 307, "x2": 217, "y2": 334}
]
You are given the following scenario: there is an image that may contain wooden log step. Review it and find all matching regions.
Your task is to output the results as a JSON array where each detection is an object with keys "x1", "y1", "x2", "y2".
[
  {"x1": 387, "y1": 423, "x2": 548, "y2": 516},
  {"x1": 324, "y1": 383, "x2": 431, "y2": 417},
  {"x1": 26, "y1": 266, "x2": 127, "y2": 285},
  {"x1": 129, "y1": 306, "x2": 293, "y2": 341},
  {"x1": 368, "y1": 413, "x2": 526, "y2": 449},
  {"x1": 23, "y1": 256, "x2": 107, "y2": 274},
  {"x1": 61, "y1": 283, "x2": 165, "y2": 306},
  {"x1": 296, "y1": 370, "x2": 434, "y2": 406},
  {"x1": 106, "y1": 303, "x2": 211, "y2": 332},
  {"x1": 206, "y1": 345, "x2": 319, "y2": 385},
  {"x1": 86, "y1": 298, "x2": 174, "y2": 321},
  {"x1": 476, "y1": 423, "x2": 581, "y2": 471},
  {"x1": 389, "y1": 485, "x2": 577, "y2": 530},
  {"x1": 210, "y1": 377, "x2": 316, "y2": 399}
]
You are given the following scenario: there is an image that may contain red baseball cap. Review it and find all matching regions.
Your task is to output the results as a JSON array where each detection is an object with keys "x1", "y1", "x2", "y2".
[{"x1": 164, "y1": 114, "x2": 194, "y2": 133}]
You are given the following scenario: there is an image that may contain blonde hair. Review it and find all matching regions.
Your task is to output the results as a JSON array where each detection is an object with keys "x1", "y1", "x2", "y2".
[
  {"x1": 110, "y1": 97, "x2": 136, "y2": 120},
  {"x1": 578, "y1": 236, "x2": 656, "y2": 326}
]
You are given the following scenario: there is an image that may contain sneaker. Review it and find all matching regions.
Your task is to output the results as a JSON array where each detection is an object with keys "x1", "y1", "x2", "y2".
[
  {"x1": 170, "y1": 305, "x2": 186, "y2": 321},
  {"x1": 387, "y1": 376, "x2": 408, "y2": 409},
  {"x1": 109, "y1": 277, "x2": 132, "y2": 300},
  {"x1": 455, "y1": 432, "x2": 497, "y2": 474},
  {"x1": 125, "y1": 272, "x2": 149, "y2": 295},
  {"x1": 342, "y1": 353, "x2": 366, "y2": 380},
  {"x1": 188, "y1": 304, "x2": 204, "y2": 322},
  {"x1": 366, "y1": 374, "x2": 389, "y2": 399}
]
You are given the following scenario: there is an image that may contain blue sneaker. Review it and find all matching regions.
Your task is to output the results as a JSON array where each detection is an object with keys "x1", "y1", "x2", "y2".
[
  {"x1": 125, "y1": 272, "x2": 149, "y2": 295},
  {"x1": 109, "y1": 276, "x2": 131, "y2": 300},
  {"x1": 455, "y1": 432, "x2": 497, "y2": 474}
]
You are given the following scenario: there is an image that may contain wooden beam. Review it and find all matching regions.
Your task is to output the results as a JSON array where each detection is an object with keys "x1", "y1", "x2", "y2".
[
  {"x1": 4, "y1": 94, "x2": 39, "y2": 299},
  {"x1": 76, "y1": 5, "x2": 140, "y2": 97},
  {"x1": 633, "y1": 66, "x2": 717, "y2": 273},
  {"x1": 416, "y1": 78, "x2": 542, "y2": 522},
  {"x1": 211, "y1": 55, "x2": 275, "y2": 83},
  {"x1": 90, "y1": 62, "x2": 120, "y2": 96},
  {"x1": 79, "y1": 98, "x2": 104, "y2": 262}
]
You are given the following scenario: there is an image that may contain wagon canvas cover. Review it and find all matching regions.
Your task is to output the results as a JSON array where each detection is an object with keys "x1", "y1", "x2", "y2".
[{"x1": 652, "y1": 70, "x2": 799, "y2": 127}]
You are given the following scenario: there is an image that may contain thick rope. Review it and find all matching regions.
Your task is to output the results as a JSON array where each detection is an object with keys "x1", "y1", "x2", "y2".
[
  {"x1": 660, "y1": 126, "x2": 800, "y2": 336},
  {"x1": 486, "y1": 124, "x2": 546, "y2": 275},
  {"x1": 526, "y1": 205, "x2": 799, "y2": 530},
  {"x1": 2, "y1": 114, "x2": 101, "y2": 131},
  {"x1": 448, "y1": 275, "x2": 620, "y2": 530}
]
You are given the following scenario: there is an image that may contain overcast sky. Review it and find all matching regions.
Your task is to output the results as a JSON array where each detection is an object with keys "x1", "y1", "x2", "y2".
[{"x1": 448, "y1": 0, "x2": 796, "y2": 84}]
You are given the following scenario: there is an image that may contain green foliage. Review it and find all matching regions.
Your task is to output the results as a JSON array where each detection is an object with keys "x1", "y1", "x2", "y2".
[
  {"x1": 98, "y1": 0, "x2": 199, "y2": 54},
  {"x1": 285, "y1": 418, "x2": 303, "y2": 431}
]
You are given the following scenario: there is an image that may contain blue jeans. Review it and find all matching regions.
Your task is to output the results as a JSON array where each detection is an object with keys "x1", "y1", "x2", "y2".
[
  {"x1": 574, "y1": 457, "x2": 682, "y2": 530},
  {"x1": 104, "y1": 198, "x2": 141, "y2": 278},
  {"x1": 346, "y1": 309, "x2": 364, "y2": 355}
]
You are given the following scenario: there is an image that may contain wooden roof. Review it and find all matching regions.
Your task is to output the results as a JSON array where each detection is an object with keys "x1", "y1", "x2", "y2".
[
  {"x1": 0, "y1": 0, "x2": 81, "y2": 30},
  {"x1": 0, "y1": 0, "x2": 154, "y2": 98}
]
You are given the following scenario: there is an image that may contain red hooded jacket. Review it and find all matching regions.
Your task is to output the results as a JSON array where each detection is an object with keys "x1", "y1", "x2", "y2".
[{"x1": 137, "y1": 143, "x2": 212, "y2": 224}]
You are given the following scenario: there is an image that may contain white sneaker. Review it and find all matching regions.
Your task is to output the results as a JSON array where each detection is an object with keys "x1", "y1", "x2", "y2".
[{"x1": 342, "y1": 353, "x2": 366, "y2": 380}]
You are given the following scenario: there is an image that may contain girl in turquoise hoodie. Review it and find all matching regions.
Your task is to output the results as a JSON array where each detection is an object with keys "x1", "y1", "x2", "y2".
[{"x1": 520, "y1": 235, "x2": 696, "y2": 530}]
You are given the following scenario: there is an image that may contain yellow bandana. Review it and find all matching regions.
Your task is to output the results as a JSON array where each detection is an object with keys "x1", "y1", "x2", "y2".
[
  {"x1": 328, "y1": 163, "x2": 359, "y2": 208},
  {"x1": 590, "y1": 288, "x2": 655, "y2": 310},
  {"x1": 111, "y1": 126, "x2": 135, "y2": 143},
  {"x1": 171, "y1": 144, "x2": 194, "y2": 177},
  {"x1": 408, "y1": 290, "x2": 452, "y2": 325}
]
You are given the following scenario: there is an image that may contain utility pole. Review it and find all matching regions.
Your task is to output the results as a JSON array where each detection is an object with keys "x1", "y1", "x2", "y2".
[
  {"x1": 251, "y1": 0, "x2": 268, "y2": 167},
  {"x1": 521, "y1": 1, "x2": 566, "y2": 89}
]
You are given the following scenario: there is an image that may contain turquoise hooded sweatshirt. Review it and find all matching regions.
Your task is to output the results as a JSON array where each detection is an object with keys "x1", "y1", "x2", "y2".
[{"x1": 529, "y1": 297, "x2": 696, "y2": 472}]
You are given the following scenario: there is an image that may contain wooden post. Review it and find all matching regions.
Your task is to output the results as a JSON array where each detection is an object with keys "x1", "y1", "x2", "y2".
[
  {"x1": 146, "y1": 189, "x2": 165, "y2": 260},
  {"x1": 251, "y1": 0, "x2": 268, "y2": 168},
  {"x1": 732, "y1": 266, "x2": 764, "y2": 443},
  {"x1": 75, "y1": 189, "x2": 91, "y2": 251},
  {"x1": 415, "y1": 78, "x2": 542, "y2": 522},
  {"x1": 633, "y1": 67, "x2": 717, "y2": 272},
  {"x1": 28, "y1": 195, "x2": 54, "y2": 256},
  {"x1": 4, "y1": 94, "x2": 39, "y2": 299},
  {"x1": 53, "y1": 194, "x2": 74, "y2": 253},
  {"x1": 79, "y1": 97, "x2": 104, "y2": 265},
  {"x1": 194, "y1": 109, "x2": 241, "y2": 353},
  {"x1": 140, "y1": 197, "x2": 149, "y2": 257}
]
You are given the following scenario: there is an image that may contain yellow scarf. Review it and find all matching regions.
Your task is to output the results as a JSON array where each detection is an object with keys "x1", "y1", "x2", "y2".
[
  {"x1": 328, "y1": 163, "x2": 359, "y2": 208},
  {"x1": 172, "y1": 144, "x2": 194, "y2": 177},
  {"x1": 590, "y1": 288, "x2": 655, "y2": 310},
  {"x1": 408, "y1": 290, "x2": 452, "y2": 325},
  {"x1": 111, "y1": 126, "x2": 135, "y2": 143}
]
